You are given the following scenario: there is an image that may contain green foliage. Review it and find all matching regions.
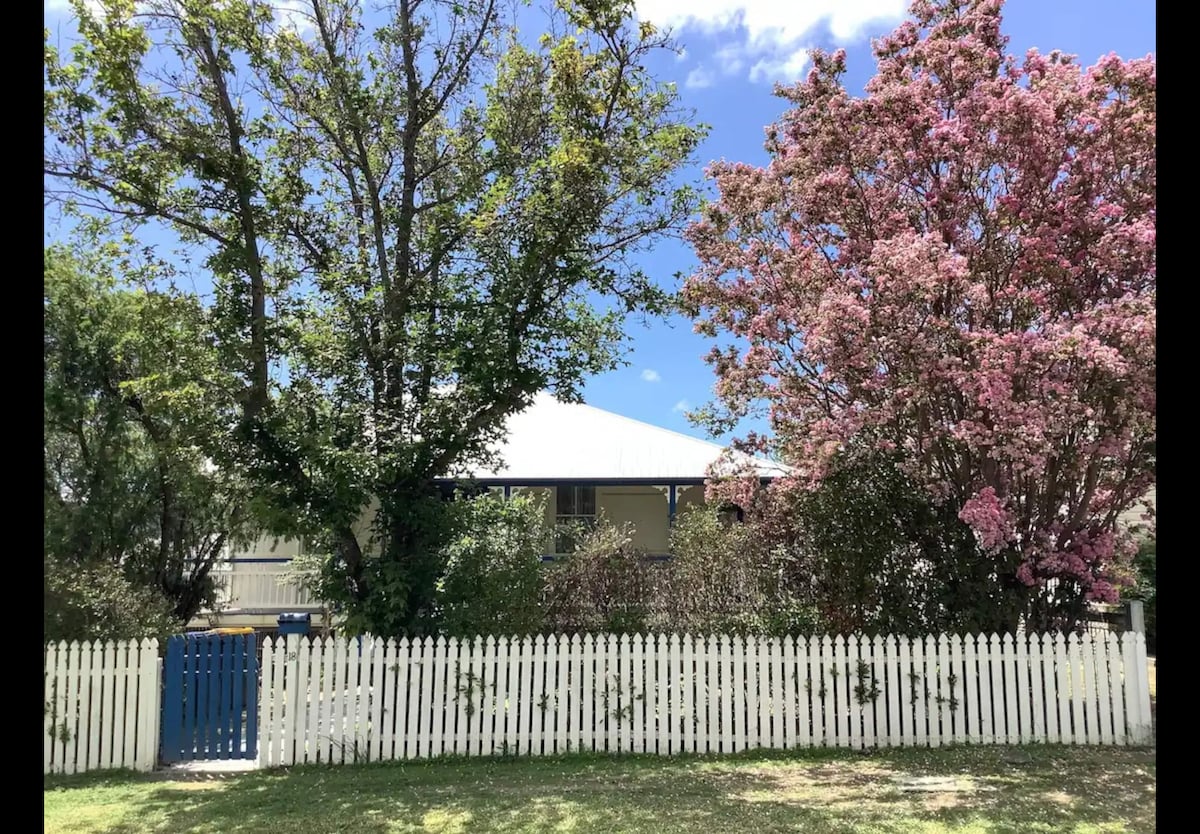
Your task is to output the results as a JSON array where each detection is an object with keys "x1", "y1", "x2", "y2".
[
  {"x1": 784, "y1": 445, "x2": 1008, "y2": 636},
  {"x1": 45, "y1": 0, "x2": 703, "y2": 636},
  {"x1": 44, "y1": 247, "x2": 253, "y2": 630},
  {"x1": 543, "y1": 509, "x2": 816, "y2": 635},
  {"x1": 1126, "y1": 539, "x2": 1156, "y2": 653},
  {"x1": 44, "y1": 554, "x2": 176, "y2": 643},
  {"x1": 437, "y1": 493, "x2": 547, "y2": 637},
  {"x1": 662, "y1": 508, "x2": 816, "y2": 636},
  {"x1": 543, "y1": 520, "x2": 654, "y2": 634}
]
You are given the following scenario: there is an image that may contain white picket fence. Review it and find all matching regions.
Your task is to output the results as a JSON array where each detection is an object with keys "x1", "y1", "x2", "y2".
[
  {"x1": 258, "y1": 630, "x2": 1153, "y2": 766},
  {"x1": 43, "y1": 639, "x2": 161, "y2": 774}
]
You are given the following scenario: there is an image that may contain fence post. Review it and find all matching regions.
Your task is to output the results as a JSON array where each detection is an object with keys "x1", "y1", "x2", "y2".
[{"x1": 1127, "y1": 600, "x2": 1146, "y2": 635}]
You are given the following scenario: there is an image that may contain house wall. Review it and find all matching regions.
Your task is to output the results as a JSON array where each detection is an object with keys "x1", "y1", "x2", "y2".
[
  {"x1": 514, "y1": 484, "x2": 710, "y2": 554},
  {"x1": 598, "y1": 486, "x2": 670, "y2": 552},
  {"x1": 1117, "y1": 486, "x2": 1156, "y2": 538},
  {"x1": 228, "y1": 485, "x2": 715, "y2": 564},
  {"x1": 230, "y1": 535, "x2": 303, "y2": 577}
]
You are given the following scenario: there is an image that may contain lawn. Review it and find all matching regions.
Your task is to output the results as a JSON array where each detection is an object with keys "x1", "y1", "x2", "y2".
[{"x1": 45, "y1": 745, "x2": 1155, "y2": 834}]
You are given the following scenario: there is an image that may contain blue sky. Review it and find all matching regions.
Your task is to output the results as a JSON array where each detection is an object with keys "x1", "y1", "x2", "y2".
[{"x1": 44, "y1": 0, "x2": 1155, "y2": 443}]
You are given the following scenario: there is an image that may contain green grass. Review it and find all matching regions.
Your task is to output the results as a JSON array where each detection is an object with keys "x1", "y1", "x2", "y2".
[{"x1": 44, "y1": 746, "x2": 1155, "y2": 834}]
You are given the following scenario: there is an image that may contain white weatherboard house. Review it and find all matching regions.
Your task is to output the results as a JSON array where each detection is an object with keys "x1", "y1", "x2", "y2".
[{"x1": 192, "y1": 393, "x2": 785, "y2": 630}]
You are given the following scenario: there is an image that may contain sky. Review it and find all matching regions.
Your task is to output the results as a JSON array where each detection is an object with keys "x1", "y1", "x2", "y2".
[{"x1": 43, "y1": 0, "x2": 1156, "y2": 444}]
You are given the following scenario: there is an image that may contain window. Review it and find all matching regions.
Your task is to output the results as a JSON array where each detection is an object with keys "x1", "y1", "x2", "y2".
[{"x1": 554, "y1": 485, "x2": 596, "y2": 554}]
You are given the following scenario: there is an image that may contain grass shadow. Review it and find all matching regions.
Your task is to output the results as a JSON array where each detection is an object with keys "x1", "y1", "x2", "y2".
[{"x1": 44, "y1": 745, "x2": 1156, "y2": 834}]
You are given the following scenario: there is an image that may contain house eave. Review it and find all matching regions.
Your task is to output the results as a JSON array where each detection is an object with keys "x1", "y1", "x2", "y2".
[{"x1": 433, "y1": 476, "x2": 779, "y2": 487}]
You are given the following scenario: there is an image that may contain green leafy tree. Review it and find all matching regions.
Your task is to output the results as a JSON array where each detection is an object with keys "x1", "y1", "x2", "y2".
[
  {"x1": 44, "y1": 247, "x2": 252, "y2": 631},
  {"x1": 45, "y1": 0, "x2": 702, "y2": 635}
]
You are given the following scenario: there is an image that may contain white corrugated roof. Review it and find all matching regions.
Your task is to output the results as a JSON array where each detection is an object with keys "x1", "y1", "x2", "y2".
[{"x1": 459, "y1": 392, "x2": 787, "y2": 481}]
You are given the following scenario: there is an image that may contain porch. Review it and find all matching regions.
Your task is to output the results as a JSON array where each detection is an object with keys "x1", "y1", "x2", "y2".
[
  {"x1": 189, "y1": 480, "x2": 715, "y2": 624},
  {"x1": 186, "y1": 556, "x2": 327, "y2": 631}
]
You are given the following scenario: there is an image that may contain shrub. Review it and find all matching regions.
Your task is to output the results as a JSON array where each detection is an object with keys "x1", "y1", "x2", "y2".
[
  {"x1": 437, "y1": 493, "x2": 547, "y2": 637},
  {"x1": 658, "y1": 508, "x2": 816, "y2": 635},
  {"x1": 542, "y1": 520, "x2": 659, "y2": 634},
  {"x1": 44, "y1": 554, "x2": 177, "y2": 643}
]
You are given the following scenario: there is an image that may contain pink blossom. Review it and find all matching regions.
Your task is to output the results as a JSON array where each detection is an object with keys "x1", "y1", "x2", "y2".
[{"x1": 683, "y1": 0, "x2": 1155, "y2": 600}]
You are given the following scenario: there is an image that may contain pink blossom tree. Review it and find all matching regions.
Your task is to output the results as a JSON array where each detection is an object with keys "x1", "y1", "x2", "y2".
[{"x1": 685, "y1": 0, "x2": 1155, "y2": 631}]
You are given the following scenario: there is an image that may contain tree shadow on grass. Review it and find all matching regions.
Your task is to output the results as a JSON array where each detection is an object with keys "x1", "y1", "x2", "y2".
[{"x1": 45, "y1": 746, "x2": 1155, "y2": 834}]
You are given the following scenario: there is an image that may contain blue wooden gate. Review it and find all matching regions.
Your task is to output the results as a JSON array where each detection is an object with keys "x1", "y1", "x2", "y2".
[{"x1": 160, "y1": 633, "x2": 258, "y2": 763}]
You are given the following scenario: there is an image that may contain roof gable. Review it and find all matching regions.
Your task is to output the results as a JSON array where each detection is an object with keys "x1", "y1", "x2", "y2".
[{"x1": 456, "y1": 393, "x2": 786, "y2": 481}]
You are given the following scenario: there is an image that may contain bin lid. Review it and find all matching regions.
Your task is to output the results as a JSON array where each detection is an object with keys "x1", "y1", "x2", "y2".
[{"x1": 277, "y1": 612, "x2": 312, "y2": 623}]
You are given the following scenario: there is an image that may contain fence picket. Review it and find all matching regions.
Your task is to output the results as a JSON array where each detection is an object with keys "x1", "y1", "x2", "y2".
[
  {"x1": 754, "y1": 636, "x2": 768, "y2": 750},
  {"x1": 499, "y1": 635, "x2": 516, "y2": 755},
  {"x1": 529, "y1": 635, "x2": 545, "y2": 756},
  {"x1": 680, "y1": 634, "x2": 694, "y2": 754},
  {"x1": 580, "y1": 634, "x2": 593, "y2": 753},
  {"x1": 380, "y1": 639, "x2": 398, "y2": 760},
  {"x1": 257, "y1": 639, "x2": 273, "y2": 767},
  {"x1": 44, "y1": 643, "x2": 58, "y2": 774},
  {"x1": 631, "y1": 634, "x2": 645, "y2": 754},
  {"x1": 784, "y1": 636, "x2": 800, "y2": 749},
  {"x1": 78, "y1": 639, "x2": 95, "y2": 772},
  {"x1": 451, "y1": 638, "x2": 467, "y2": 757},
  {"x1": 988, "y1": 634, "x2": 1005, "y2": 745},
  {"x1": 846, "y1": 636, "x2": 861, "y2": 750},
  {"x1": 897, "y1": 637, "x2": 912, "y2": 746},
  {"x1": 884, "y1": 636, "x2": 899, "y2": 747},
  {"x1": 1081, "y1": 633, "x2": 1100, "y2": 745},
  {"x1": 1092, "y1": 634, "x2": 1112, "y2": 745},
  {"x1": 663, "y1": 634, "x2": 677, "y2": 754},
  {"x1": 730, "y1": 635, "x2": 744, "y2": 753},
  {"x1": 1055, "y1": 633, "x2": 1071, "y2": 744},
  {"x1": 915, "y1": 636, "x2": 931, "y2": 748},
  {"x1": 479, "y1": 636, "x2": 495, "y2": 757},
  {"x1": 412, "y1": 637, "x2": 431, "y2": 758},
  {"x1": 1040, "y1": 633, "x2": 1058, "y2": 743},
  {"x1": 1027, "y1": 634, "x2": 1044, "y2": 743},
  {"x1": 801, "y1": 636, "x2": 815, "y2": 746},
  {"x1": 1132, "y1": 631, "x2": 1153, "y2": 744},
  {"x1": 1069, "y1": 634, "x2": 1086, "y2": 744},
  {"x1": 1106, "y1": 633, "x2": 1125, "y2": 745},
  {"x1": 117, "y1": 640, "x2": 134, "y2": 769},
  {"x1": 949, "y1": 635, "x2": 966, "y2": 744},
  {"x1": 137, "y1": 639, "x2": 158, "y2": 770},
  {"x1": 1001, "y1": 634, "x2": 1018, "y2": 745}
]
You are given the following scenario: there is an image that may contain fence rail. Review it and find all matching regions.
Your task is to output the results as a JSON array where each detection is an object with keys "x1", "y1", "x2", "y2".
[
  {"x1": 258, "y1": 630, "x2": 1153, "y2": 767},
  {"x1": 43, "y1": 639, "x2": 161, "y2": 774}
]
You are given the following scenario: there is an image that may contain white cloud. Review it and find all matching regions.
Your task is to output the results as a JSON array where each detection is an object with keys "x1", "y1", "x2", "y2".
[
  {"x1": 638, "y1": 0, "x2": 906, "y2": 84},
  {"x1": 749, "y1": 49, "x2": 811, "y2": 83},
  {"x1": 713, "y1": 43, "x2": 745, "y2": 75},
  {"x1": 673, "y1": 399, "x2": 691, "y2": 413},
  {"x1": 274, "y1": 0, "x2": 316, "y2": 34},
  {"x1": 641, "y1": 369, "x2": 663, "y2": 383},
  {"x1": 46, "y1": 0, "x2": 313, "y2": 33},
  {"x1": 45, "y1": 0, "x2": 104, "y2": 13},
  {"x1": 685, "y1": 66, "x2": 715, "y2": 89}
]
